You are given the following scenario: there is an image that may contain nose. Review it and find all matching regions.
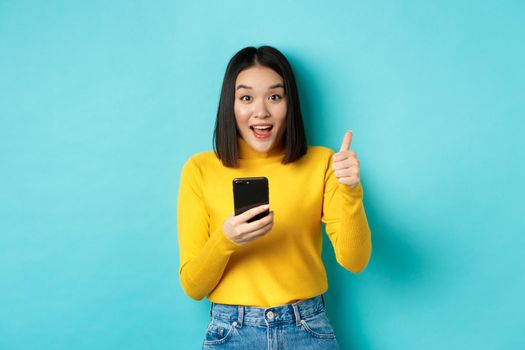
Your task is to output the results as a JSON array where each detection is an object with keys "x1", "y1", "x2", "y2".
[{"x1": 253, "y1": 99, "x2": 270, "y2": 119}]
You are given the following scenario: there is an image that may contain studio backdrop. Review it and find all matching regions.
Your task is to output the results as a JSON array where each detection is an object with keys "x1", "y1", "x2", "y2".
[{"x1": 1, "y1": 1, "x2": 524, "y2": 349}]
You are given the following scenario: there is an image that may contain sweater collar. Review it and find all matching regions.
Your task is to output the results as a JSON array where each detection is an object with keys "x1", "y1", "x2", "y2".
[{"x1": 238, "y1": 137, "x2": 285, "y2": 160}]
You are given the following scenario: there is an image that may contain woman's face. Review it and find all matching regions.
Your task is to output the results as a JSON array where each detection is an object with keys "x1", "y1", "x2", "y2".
[{"x1": 234, "y1": 65, "x2": 287, "y2": 153}]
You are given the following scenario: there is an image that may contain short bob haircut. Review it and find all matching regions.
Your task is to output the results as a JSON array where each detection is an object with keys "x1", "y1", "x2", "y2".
[{"x1": 213, "y1": 46, "x2": 307, "y2": 168}]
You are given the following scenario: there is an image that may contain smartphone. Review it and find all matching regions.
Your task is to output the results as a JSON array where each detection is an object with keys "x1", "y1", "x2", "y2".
[{"x1": 233, "y1": 177, "x2": 269, "y2": 223}]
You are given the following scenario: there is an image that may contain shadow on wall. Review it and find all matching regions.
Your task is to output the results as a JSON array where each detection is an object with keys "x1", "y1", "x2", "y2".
[{"x1": 322, "y1": 192, "x2": 435, "y2": 350}]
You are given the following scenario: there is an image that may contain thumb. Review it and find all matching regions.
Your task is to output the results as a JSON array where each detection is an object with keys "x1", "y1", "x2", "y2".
[{"x1": 339, "y1": 131, "x2": 353, "y2": 152}]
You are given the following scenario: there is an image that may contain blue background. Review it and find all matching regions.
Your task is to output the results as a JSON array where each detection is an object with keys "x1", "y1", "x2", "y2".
[{"x1": 1, "y1": 1, "x2": 524, "y2": 349}]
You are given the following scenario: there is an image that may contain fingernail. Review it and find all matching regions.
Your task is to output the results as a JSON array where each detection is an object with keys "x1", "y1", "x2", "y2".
[{"x1": 263, "y1": 204, "x2": 270, "y2": 209}]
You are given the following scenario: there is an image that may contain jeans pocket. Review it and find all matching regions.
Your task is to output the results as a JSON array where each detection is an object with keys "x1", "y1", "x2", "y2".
[
  {"x1": 299, "y1": 312, "x2": 337, "y2": 339},
  {"x1": 203, "y1": 318, "x2": 236, "y2": 345}
]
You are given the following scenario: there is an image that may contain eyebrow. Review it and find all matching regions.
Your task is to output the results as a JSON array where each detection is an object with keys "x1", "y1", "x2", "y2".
[{"x1": 236, "y1": 83, "x2": 285, "y2": 90}]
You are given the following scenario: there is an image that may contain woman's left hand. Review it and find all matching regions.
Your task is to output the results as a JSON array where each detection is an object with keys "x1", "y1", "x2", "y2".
[{"x1": 332, "y1": 131, "x2": 360, "y2": 188}]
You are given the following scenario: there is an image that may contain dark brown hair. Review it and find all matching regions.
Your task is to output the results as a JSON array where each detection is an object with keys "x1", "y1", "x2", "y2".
[{"x1": 213, "y1": 46, "x2": 307, "y2": 167}]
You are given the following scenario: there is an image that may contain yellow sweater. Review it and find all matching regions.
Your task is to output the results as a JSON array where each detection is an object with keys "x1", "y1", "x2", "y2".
[{"x1": 177, "y1": 138, "x2": 372, "y2": 307}]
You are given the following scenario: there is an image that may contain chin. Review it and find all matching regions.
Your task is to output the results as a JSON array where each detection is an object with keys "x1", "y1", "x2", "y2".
[
  {"x1": 252, "y1": 143, "x2": 272, "y2": 153},
  {"x1": 249, "y1": 139, "x2": 273, "y2": 153}
]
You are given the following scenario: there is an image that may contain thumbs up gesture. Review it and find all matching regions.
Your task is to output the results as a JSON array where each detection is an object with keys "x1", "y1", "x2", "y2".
[{"x1": 332, "y1": 131, "x2": 360, "y2": 188}]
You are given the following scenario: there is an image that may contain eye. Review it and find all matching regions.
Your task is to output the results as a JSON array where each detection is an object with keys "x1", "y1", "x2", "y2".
[
  {"x1": 240, "y1": 95, "x2": 252, "y2": 102},
  {"x1": 269, "y1": 94, "x2": 282, "y2": 101}
]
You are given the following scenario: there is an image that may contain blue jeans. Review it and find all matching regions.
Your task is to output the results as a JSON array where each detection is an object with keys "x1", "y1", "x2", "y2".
[{"x1": 202, "y1": 295, "x2": 340, "y2": 349}]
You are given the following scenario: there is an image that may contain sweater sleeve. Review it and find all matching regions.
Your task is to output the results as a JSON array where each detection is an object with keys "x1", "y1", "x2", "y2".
[
  {"x1": 321, "y1": 151, "x2": 372, "y2": 273},
  {"x1": 177, "y1": 157, "x2": 241, "y2": 300}
]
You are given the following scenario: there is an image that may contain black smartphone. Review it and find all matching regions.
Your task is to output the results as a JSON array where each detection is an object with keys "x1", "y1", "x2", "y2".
[{"x1": 233, "y1": 177, "x2": 269, "y2": 223}]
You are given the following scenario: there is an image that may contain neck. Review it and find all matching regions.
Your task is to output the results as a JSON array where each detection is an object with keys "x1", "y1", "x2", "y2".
[{"x1": 238, "y1": 137, "x2": 285, "y2": 160}]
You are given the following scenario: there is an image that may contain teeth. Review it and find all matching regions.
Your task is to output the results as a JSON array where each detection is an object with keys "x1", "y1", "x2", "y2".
[{"x1": 252, "y1": 125, "x2": 272, "y2": 130}]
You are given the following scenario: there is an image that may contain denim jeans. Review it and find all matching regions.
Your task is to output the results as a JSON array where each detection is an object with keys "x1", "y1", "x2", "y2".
[{"x1": 202, "y1": 295, "x2": 340, "y2": 349}]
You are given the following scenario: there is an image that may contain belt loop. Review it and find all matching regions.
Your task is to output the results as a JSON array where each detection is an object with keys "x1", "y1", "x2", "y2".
[
  {"x1": 237, "y1": 306, "x2": 244, "y2": 327},
  {"x1": 209, "y1": 302, "x2": 214, "y2": 317},
  {"x1": 321, "y1": 294, "x2": 326, "y2": 307},
  {"x1": 292, "y1": 302, "x2": 302, "y2": 326}
]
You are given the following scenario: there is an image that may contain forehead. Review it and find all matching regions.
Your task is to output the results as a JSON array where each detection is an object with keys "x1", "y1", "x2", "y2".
[{"x1": 235, "y1": 66, "x2": 283, "y2": 86}]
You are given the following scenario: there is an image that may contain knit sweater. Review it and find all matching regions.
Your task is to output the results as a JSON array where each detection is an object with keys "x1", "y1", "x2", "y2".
[{"x1": 177, "y1": 138, "x2": 372, "y2": 307}]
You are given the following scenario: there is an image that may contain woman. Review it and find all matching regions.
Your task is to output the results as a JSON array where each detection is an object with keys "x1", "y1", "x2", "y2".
[{"x1": 177, "y1": 46, "x2": 372, "y2": 349}]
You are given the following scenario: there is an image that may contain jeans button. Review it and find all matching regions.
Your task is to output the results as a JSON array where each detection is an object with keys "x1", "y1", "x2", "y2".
[{"x1": 266, "y1": 311, "x2": 275, "y2": 320}]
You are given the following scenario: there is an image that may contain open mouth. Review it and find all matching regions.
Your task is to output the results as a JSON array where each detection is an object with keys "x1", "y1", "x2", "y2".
[{"x1": 250, "y1": 125, "x2": 273, "y2": 139}]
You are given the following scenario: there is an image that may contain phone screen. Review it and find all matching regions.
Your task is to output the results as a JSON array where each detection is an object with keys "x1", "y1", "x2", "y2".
[{"x1": 233, "y1": 177, "x2": 269, "y2": 223}]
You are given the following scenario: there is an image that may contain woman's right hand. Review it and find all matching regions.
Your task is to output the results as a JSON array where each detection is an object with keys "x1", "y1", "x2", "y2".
[{"x1": 223, "y1": 205, "x2": 274, "y2": 244}]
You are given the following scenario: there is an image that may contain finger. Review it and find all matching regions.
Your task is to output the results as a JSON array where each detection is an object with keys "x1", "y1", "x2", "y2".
[
  {"x1": 339, "y1": 130, "x2": 353, "y2": 152},
  {"x1": 237, "y1": 204, "x2": 270, "y2": 223},
  {"x1": 240, "y1": 221, "x2": 274, "y2": 243},
  {"x1": 338, "y1": 176, "x2": 360, "y2": 186},
  {"x1": 332, "y1": 158, "x2": 356, "y2": 171},
  {"x1": 332, "y1": 150, "x2": 357, "y2": 162},
  {"x1": 334, "y1": 168, "x2": 359, "y2": 178},
  {"x1": 241, "y1": 211, "x2": 274, "y2": 232},
  {"x1": 235, "y1": 214, "x2": 274, "y2": 243}
]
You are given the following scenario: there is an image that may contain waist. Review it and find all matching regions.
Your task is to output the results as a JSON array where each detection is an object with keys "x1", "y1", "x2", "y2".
[{"x1": 210, "y1": 295, "x2": 326, "y2": 326}]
